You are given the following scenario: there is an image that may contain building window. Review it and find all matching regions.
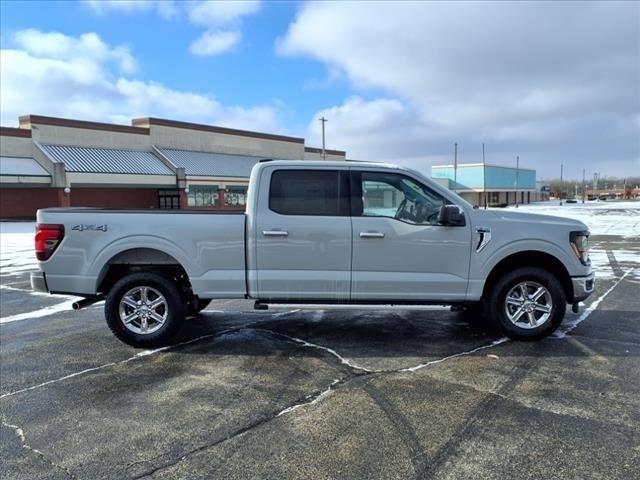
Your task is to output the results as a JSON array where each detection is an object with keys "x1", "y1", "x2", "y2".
[
  {"x1": 490, "y1": 192, "x2": 500, "y2": 203},
  {"x1": 158, "y1": 189, "x2": 180, "y2": 209},
  {"x1": 187, "y1": 185, "x2": 219, "y2": 207},
  {"x1": 225, "y1": 185, "x2": 248, "y2": 207}
]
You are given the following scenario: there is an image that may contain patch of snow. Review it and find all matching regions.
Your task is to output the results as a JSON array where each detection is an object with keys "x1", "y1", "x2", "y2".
[
  {"x1": 0, "y1": 222, "x2": 37, "y2": 275},
  {"x1": 589, "y1": 250, "x2": 615, "y2": 279},
  {"x1": 0, "y1": 327, "x2": 251, "y2": 399},
  {"x1": 277, "y1": 379, "x2": 341, "y2": 416},
  {"x1": 399, "y1": 337, "x2": 509, "y2": 372},
  {"x1": 255, "y1": 328, "x2": 378, "y2": 373},
  {"x1": 503, "y1": 201, "x2": 640, "y2": 238}
]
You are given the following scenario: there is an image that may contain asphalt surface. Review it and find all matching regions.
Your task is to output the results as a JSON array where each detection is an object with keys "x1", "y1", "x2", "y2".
[{"x1": 1, "y1": 235, "x2": 639, "y2": 480}]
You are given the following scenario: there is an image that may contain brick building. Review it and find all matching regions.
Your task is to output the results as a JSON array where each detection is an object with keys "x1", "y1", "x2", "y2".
[{"x1": 0, "y1": 115, "x2": 346, "y2": 219}]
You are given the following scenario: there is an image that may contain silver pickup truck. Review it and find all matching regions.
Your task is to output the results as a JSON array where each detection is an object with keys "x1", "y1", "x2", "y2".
[{"x1": 31, "y1": 160, "x2": 594, "y2": 347}]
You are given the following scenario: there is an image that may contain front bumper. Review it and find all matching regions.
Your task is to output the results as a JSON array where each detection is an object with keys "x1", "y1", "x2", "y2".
[
  {"x1": 571, "y1": 272, "x2": 595, "y2": 302},
  {"x1": 30, "y1": 271, "x2": 48, "y2": 293}
]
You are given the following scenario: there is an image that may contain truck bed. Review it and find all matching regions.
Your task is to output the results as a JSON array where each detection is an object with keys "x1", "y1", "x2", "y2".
[{"x1": 36, "y1": 208, "x2": 247, "y2": 299}]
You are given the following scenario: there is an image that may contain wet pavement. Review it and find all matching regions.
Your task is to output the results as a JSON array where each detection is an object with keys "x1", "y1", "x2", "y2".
[{"x1": 1, "y1": 234, "x2": 639, "y2": 479}]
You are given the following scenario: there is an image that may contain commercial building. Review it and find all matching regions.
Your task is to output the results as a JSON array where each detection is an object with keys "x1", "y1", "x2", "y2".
[
  {"x1": 431, "y1": 163, "x2": 542, "y2": 206},
  {"x1": 0, "y1": 115, "x2": 346, "y2": 219}
]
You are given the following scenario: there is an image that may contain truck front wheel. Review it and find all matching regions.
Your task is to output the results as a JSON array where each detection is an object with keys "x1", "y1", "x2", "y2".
[
  {"x1": 105, "y1": 272, "x2": 185, "y2": 348},
  {"x1": 487, "y1": 267, "x2": 566, "y2": 340}
]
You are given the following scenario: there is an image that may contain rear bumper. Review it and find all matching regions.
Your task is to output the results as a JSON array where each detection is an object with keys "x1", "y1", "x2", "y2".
[
  {"x1": 30, "y1": 271, "x2": 48, "y2": 293},
  {"x1": 571, "y1": 272, "x2": 595, "y2": 302}
]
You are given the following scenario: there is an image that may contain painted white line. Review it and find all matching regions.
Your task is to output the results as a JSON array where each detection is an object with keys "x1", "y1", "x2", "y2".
[
  {"x1": 554, "y1": 268, "x2": 634, "y2": 338},
  {"x1": 0, "y1": 301, "x2": 75, "y2": 324},
  {"x1": 399, "y1": 337, "x2": 510, "y2": 372},
  {"x1": 0, "y1": 284, "x2": 78, "y2": 299}
]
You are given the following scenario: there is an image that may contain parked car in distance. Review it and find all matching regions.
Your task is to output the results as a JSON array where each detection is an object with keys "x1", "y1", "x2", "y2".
[{"x1": 32, "y1": 160, "x2": 595, "y2": 347}]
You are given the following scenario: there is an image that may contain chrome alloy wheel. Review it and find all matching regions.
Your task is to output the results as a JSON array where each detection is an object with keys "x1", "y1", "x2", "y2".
[
  {"x1": 118, "y1": 286, "x2": 168, "y2": 335},
  {"x1": 504, "y1": 281, "x2": 553, "y2": 329}
]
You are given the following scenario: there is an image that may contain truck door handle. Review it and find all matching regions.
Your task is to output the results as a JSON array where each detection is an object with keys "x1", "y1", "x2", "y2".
[
  {"x1": 262, "y1": 230, "x2": 289, "y2": 237},
  {"x1": 359, "y1": 231, "x2": 385, "y2": 238}
]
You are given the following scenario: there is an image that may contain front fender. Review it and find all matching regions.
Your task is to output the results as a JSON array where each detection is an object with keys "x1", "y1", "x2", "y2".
[{"x1": 475, "y1": 238, "x2": 578, "y2": 280}]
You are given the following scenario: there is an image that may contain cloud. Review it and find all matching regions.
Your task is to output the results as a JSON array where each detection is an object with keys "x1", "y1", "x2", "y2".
[
  {"x1": 84, "y1": 0, "x2": 177, "y2": 20},
  {"x1": 187, "y1": 0, "x2": 260, "y2": 56},
  {"x1": 84, "y1": 0, "x2": 260, "y2": 56},
  {"x1": 283, "y1": 1, "x2": 640, "y2": 177},
  {"x1": 189, "y1": 30, "x2": 241, "y2": 56},
  {"x1": 14, "y1": 29, "x2": 136, "y2": 73},
  {"x1": 0, "y1": 29, "x2": 284, "y2": 134},
  {"x1": 187, "y1": 0, "x2": 260, "y2": 27}
]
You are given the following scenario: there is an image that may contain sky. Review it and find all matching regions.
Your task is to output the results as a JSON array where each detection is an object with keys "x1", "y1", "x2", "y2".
[{"x1": 0, "y1": 0, "x2": 638, "y2": 179}]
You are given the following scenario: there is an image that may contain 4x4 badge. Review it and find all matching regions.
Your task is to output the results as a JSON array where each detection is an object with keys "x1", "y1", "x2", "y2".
[{"x1": 72, "y1": 224, "x2": 108, "y2": 232}]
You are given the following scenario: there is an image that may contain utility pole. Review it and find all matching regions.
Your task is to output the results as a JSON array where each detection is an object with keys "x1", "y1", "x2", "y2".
[
  {"x1": 482, "y1": 143, "x2": 487, "y2": 209},
  {"x1": 453, "y1": 142, "x2": 458, "y2": 194},
  {"x1": 582, "y1": 168, "x2": 586, "y2": 203},
  {"x1": 560, "y1": 163, "x2": 564, "y2": 206},
  {"x1": 319, "y1": 116, "x2": 328, "y2": 160},
  {"x1": 515, "y1": 155, "x2": 520, "y2": 208}
]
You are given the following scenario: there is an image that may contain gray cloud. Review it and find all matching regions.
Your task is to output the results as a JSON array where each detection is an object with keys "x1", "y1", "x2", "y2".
[{"x1": 282, "y1": 1, "x2": 640, "y2": 178}]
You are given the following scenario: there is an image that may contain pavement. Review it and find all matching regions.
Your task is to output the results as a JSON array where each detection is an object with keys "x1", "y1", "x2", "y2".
[{"x1": 1, "y1": 234, "x2": 639, "y2": 480}]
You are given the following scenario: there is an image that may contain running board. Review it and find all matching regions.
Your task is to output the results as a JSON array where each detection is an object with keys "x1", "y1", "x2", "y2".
[{"x1": 254, "y1": 302, "x2": 451, "y2": 311}]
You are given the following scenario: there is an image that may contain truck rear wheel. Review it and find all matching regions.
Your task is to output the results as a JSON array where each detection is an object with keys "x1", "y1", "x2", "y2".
[
  {"x1": 105, "y1": 272, "x2": 185, "y2": 348},
  {"x1": 487, "y1": 267, "x2": 566, "y2": 340}
]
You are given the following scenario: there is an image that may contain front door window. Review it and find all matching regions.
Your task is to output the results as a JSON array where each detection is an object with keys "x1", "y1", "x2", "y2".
[{"x1": 356, "y1": 171, "x2": 448, "y2": 225}]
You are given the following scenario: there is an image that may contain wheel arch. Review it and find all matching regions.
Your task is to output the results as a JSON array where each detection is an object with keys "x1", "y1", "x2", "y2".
[
  {"x1": 481, "y1": 250, "x2": 573, "y2": 302},
  {"x1": 96, "y1": 247, "x2": 191, "y2": 296}
]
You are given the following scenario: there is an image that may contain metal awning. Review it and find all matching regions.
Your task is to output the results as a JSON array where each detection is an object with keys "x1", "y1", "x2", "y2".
[
  {"x1": 157, "y1": 148, "x2": 266, "y2": 177},
  {"x1": 0, "y1": 156, "x2": 51, "y2": 177},
  {"x1": 41, "y1": 144, "x2": 174, "y2": 175}
]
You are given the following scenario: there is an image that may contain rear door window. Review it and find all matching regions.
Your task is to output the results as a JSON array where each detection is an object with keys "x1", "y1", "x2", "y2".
[{"x1": 269, "y1": 170, "x2": 349, "y2": 216}]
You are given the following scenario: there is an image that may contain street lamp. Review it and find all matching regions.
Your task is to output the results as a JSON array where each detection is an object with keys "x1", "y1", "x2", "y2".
[{"x1": 515, "y1": 155, "x2": 519, "y2": 208}]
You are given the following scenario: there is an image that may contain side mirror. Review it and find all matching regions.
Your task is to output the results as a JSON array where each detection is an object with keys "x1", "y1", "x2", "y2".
[{"x1": 438, "y1": 205, "x2": 465, "y2": 226}]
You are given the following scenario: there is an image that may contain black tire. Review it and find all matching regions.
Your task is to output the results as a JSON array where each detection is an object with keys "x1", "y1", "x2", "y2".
[
  {"x1": 487, "y1": 267, "x2": 566, "y2": 340},
  {"x1": 105, "y1": 272, "x2": 185, "y2": 348}
]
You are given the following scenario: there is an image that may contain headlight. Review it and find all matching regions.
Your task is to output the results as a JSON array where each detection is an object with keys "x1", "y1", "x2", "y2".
[{"x1": 570, "y1": 231, "x2": 590, "y2": 265}]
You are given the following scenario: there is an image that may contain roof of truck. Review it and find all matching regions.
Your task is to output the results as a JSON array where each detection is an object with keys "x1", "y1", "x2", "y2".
[{"x1": 258, "y1": 159, "x2": 406, "y2": 170}]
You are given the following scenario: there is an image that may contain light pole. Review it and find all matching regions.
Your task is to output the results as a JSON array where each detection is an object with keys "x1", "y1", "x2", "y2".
[
  {"x1": 319, "y1": 116, "x2": 328, "y2": 160},
  {"x1": 453, "y1": 142, "x2": 458, "y2": 194},
  {"x1": 582, "y1": 168, "x2": 586, "y2": 203},
  {"x1": 515, "y1": 155, "x2": 519, "y2": 208},
  {"x1": 482, "y1": 143, "x2": 487, "y2": 209},
  {"x1": 560, "y1": 163, "x2": 564, "y2": 206}
]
